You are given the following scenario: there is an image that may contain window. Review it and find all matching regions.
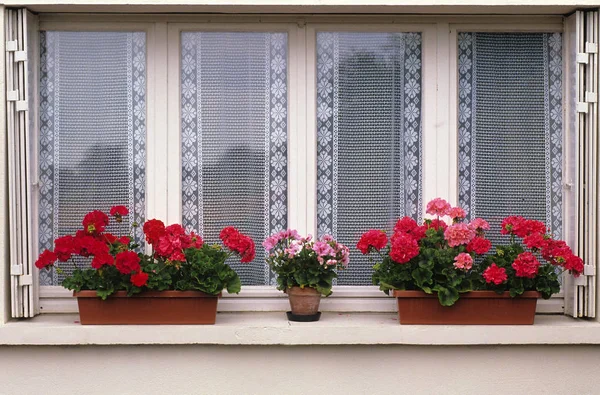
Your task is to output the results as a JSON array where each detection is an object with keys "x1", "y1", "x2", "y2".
[{"x1": 8, "y1": 14, "x2": 590, "y2": 316}]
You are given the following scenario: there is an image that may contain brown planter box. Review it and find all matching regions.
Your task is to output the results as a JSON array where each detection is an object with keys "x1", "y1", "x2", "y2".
[
  {"x1": 393, "y1": 290, "x2": 540, "y2": 325},
  {"x1": 75, "y1": 290, "x2": 220, "y2": 325}
]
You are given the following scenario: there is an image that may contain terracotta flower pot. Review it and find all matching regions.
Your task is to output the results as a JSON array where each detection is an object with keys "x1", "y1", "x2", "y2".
[
  {"x1": 393, "y1": 290, "x2": 541, "y2": 325},
  {"x1": 286, "y1": 286, "x2": 321, "y2": 315},
  {"x1": 74, "y1": 290, "x2": 220, "y2": 325}
]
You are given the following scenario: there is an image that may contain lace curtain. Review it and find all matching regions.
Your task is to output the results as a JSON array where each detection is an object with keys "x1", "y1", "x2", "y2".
[
  {"x1": 457, "y1": 32, "x2": 563, "y2": 246},
  {"x1": 38, "y1": 32, "x2": 147, "y2": 285},
  {"x1": 316, "y1": 32, "x2": 423, "y2": 285},
  {"x1": 180, "y1": 32, "x2": 288, "y2": 286}
]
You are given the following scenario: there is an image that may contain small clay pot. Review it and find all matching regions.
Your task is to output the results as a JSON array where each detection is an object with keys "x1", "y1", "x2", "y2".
[{"x1": 286, "y1": 286, "x2": 321, "y2": 315}]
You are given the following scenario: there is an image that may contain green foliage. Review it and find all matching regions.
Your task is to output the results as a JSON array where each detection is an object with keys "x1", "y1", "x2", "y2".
[
  {"x1": 371, "y1": 228, "x2": 477, "y2": 307},
  {"x1": 60, "y1": 244, "x2": 243, "y2": 300},
  {"x1": 474, "y1": 244, "x2": 561, "y2": 299}
]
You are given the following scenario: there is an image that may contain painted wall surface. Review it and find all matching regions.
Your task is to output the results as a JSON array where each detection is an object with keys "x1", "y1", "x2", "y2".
[{"x1": 0, "y1": 345, "x2": 599, "y2": 394}]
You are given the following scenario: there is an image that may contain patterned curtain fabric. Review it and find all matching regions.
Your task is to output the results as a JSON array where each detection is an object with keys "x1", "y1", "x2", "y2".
[
  {"x1": 38, "y1": 32, "x2": 147, "y2": 285},
  {"x1": 316, "y1": 32, "x2": 423, "y2": 285},
  {"x1": 180, "y1": 32, "x2": 288, "y2": 286},
  {"x1": 458, "y1": 33, "x2": 563, "y2": 246}
]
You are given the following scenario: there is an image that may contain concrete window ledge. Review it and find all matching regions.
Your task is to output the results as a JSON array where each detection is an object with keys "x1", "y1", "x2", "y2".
[{"x1": 1, "y1": 313, "x2": 600, "y2": 346}]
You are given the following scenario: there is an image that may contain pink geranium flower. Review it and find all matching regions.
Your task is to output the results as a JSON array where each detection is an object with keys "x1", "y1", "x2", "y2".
[
  {"x1": 426, "y1": 198, "x2": 451, "y2": 217},
  {"x1": 453, "y1": 252, "x2": 473, "y2": 270},
  {"x1": 444, "y1": 223, "x2": 476, "y2": 247}
]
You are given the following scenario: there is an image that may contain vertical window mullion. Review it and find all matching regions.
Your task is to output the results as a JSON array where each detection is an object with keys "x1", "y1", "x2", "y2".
[
  {"x1": 288, "y1": 22, "x2": 309, "y2": 236},
  {"x1": 147, "y1": 22, "x2": 169, "y2": 227}
]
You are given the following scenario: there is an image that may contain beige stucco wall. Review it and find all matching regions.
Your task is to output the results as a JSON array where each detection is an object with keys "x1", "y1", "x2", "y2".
[{"x1": 0, "y1": 345, "x2": 599, "y2": 394}]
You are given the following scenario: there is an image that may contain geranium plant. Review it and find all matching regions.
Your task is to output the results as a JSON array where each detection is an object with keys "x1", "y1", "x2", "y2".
[
  {"x1": 360, "y1": 198, "x2": 492, "y2": 306},
  {"x1": 474, "y1": 216, "x2": 584, "y2": 297},
  {"x1": 263, "y1": 230, "x2": 350, "y2": 296},
  {"x1": 35, "y1": 206, "x2": 255, "y2": 299}
]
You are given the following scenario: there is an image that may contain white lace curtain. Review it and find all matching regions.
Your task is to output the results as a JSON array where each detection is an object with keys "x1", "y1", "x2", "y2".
[
  {"x1": 316, "y1": 32, "x2": 423, "y2": 285},
  {"x1": 180, "y1": 32, "x2": 288, "y2": 286},
  {"x1": 457, "y1": 32, "x2": 563, "y2": 246},
  {"x1": 38, "y1": 31, "x2": 147, "y2": 285}
]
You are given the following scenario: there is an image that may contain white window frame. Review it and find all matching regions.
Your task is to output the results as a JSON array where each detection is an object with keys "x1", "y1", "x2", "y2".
[{"x1": 33, "y1": 14, "x2": 567, "y2": 314}]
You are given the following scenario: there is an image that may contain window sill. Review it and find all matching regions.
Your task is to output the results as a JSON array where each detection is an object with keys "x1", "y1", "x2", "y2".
[{"x1": 0, "y1": 313, "x2": 599, "y2": 346}]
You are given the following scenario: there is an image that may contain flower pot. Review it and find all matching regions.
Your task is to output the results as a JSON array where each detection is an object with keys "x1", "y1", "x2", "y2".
[
  {"x1": 74, "y1": 290, "x2": 220, "y2": 325},
  {"x1": 286, "y1": 286, "x2": 321, "y2": 316},
  {"x1": 393, "y1": 290, "x2": 540, "y2": 325}
]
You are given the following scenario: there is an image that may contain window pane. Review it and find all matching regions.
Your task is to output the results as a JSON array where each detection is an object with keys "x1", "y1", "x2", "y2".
[
  {"x1": 316, "y1": 32, "x2": 423, "y2": 285},
  {"x1": 38, "y1": 32, "x2": 147, "y2": 285},
  {"x1": 180, "y1": 32, "x2": 288, "y2": 286},
  {"x1": 457, "y1": 33, "x2": 563, "y2": 244}
]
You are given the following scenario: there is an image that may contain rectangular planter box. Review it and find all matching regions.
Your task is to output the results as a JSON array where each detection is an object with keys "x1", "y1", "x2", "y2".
[
  {"x1": 75, "y1": 290, "x2": 219, "y2": 325},
  {"x1": 393, "y1": 290, "x2": 540, "y2": 325}
]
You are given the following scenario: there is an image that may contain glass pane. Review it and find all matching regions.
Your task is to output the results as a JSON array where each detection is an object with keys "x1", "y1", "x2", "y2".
[
  {"x1": 180, "y1": 32, "x2": 288, "y2": 286},
  {"x1": 38, "y1": 31, "x2": 147, "y2": 285},
  {"x1": 457, "y1": 32, "x2": 563, "y2": 245},
  {"x1": 316, "y1": 32, "x2": 423, "y2": 285}
]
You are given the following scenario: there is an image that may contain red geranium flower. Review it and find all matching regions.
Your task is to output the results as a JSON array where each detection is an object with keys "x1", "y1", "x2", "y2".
[
  {"x1": 237, "y1": 235, "x2": 256, "y2": 263},
  {"x1": 155, "y1": 225, "x2": 192, "y2": 259},
  {"x1": 77, "y1": 235, "x2": 109, "y2": 257},
  {"x1": 54, "y1": 235, "x2": 79, "y2": 262},
  {"x1": 512, "y1": 252, "x2": 541, "y2": 278},
  {"x1": 389, "y1": 232, "x2": 420, "y2": 264},
  {"x1": 219, "y1": 227, "x2": 239, "y2": 246},
  {"x1": 426, "y1": 219, "x2": 448, "y2": 231},
  {"x1": 104, "y1": 233, "x2": 118, "y2": 244},
  {"x1": 219, "y1": 227, "x2": 256, "y2": 263},
  {"x1": 91, "y1": 253, "x2": 114, "y2": 269},
  {"x1": 82, "y1": 210, "x2": 109, "y2": 235},
  {"x1": 35, "y1": 250, "x2": 57, "y2": 269},
  {"x1": 466, "y1": 236, "x2": 492, "y2": 255},
  {"x1": 165, "y1": 224, "x2": 186, "y2": 236},
  {"x1": 143, "y1": 219, "x2": 166, "y2": 246},
  {"x1": 409, "y1": 225, "x2": 428, "y2": 241},
  {"x1": 357, "y1": 230, "x2": 388, "y2": 254},
  {"x1": 130, "y1": 271, "x2": 149, "y2": 287},
  {"x1": 115, "y1": 251, "x2": 141, "y2": 274},
  {"x1": 170, "y1": 250, "x2": 186, "y2": 262},
  {"x1": 564, "y1": 254, "x2": 584, "y2": 277},
  {"x1": 483, "y1": 263, "x2": 508, "y2": 285},
  {"x1": 500, "y1": 216, "x2": 524, "y2": 236},
  {"x1": 190, "y1": 232, "x2": 204, "y2": 249},
  {"x1": 393, "y1": 217, "x2": 418, "y2": 234},
  {"x1": 519, "y1": 220, "x2": 547, "y2": 238},
  {"x1": 110, "y1": 205, "x2": 129, "y2": 217},
  {"x1": 541, "y1": 239, "x2": 573, "y2": 265},
  {"x1": 523, "y1": 232, "x2": 548, "y2": 250}
]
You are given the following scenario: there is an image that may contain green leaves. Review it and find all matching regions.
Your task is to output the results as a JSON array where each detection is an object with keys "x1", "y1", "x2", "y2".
[
  {"x1": 411, "y1": 267, "x2": 433, "y2": 289},
  {"x1": 267, "y1": 249, "x2": 340, "y2": 297},
  {"x1": 370, "y1": 228, "x2": 479, "y2": 306},
  {"x1": 61, "y1": 243, "x2": 244, "y2": 298},
  {"x1": 434, "y1": 285, "x2": 459, "y2": 307}
]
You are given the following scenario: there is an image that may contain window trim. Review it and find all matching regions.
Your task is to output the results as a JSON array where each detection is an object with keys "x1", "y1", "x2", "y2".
[{"x1": 32, "y1": 14, "x2": 568, "y2": 314}]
